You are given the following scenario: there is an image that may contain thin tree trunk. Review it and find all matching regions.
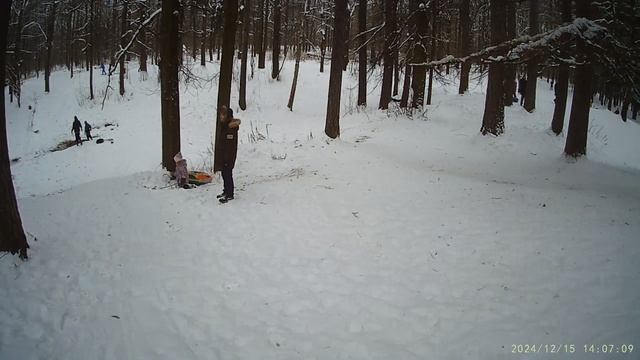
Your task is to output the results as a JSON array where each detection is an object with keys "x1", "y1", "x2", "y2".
[
  {"x1": 503, "y1": 0, "x2": 516, "y2": 106},
  {"x1": 139, "y1": 7, "x2": 148, "y2": 75},
  {"x1": 214, "y1": 0, "x2": 239, "y2": 171},
  {"x1": 258, "y1": 0, "x2": 267, "y2": 68},
  {"x1": 200, "y1": 0, "x2": 207, "y2": 66},
  {"x1": 239, "y1": 0, "x2": 250, "y2": 110},
  {"x1": 0, "y1": 0, "x2": 29, "y2": 259},
  {"x1": 458, "y1": 0, "x2": 470, "y2": 94},
  {"x1": 426, "y1": 1, "x2": 437, "y2": 105},
  {"x1": 480, "y1": 0, "x2": 507, "y2": 136},
  {"x1": 272, "y1": 0, "x2": 281, "y2": 79},
  {"x1": 550, "y1": 0, "x2": 572, "y2": 134},
  {"x1": 411, "y1": 3, "x2": 428, "y2": 107},
  {"x1": 357, "y1": 0, "x2": 367, "y2": 106},
  {"x1": 161, "y1": 0, "x2": 182, "y2": 172},
  {"x1": 325, "y1": 0, "x2": 348, "y2": 138},
  {"x1": 119, "y1": 0, "x2": 128, "y2": 96},
  {"x1": 378, "y1": 0, "x2": 398, "y2": 109},
  {"x1": 44, "y1": 1, "x2": 58, "y2": 93},
  {"x1": 523, "y1": 0, "x2": 539, "y2": 112},
  {"x1": 89, "y1": 0, "x2": 94, "y2": 100},
  {"x1": 287, "y1": 22, "x2": 303, "y2": 111}
]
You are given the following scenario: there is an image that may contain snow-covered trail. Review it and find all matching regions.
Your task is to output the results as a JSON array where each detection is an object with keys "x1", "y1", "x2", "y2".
[{"x1": 2, "y1": 60, "x2": 640, "y2": 359}]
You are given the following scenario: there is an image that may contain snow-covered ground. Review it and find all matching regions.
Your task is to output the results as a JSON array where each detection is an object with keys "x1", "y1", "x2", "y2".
[{"x1": 1, "y1": 58, "x2": 639, "y2": 359}]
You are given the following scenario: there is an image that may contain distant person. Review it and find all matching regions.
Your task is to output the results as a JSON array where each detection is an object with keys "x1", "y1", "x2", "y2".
[
  {"x1": 71, "y1": 116, "x2": 83, "y2": 146},
  {"x1": 84, "y1": 121, "x2": 93, "y2": 141},
  {"x1": 217, "y1": 106, "x2": 241, "y2": 203},
  {"x1": 100, "y1": 63, "x2": 106, "y2": 75},
  {"x1": 518, "y1": 77, "x2": 527, "y2": 106}
]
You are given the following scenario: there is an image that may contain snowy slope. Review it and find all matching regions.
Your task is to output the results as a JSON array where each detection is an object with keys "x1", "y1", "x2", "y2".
[{"x1": 1, "y1": 59, "x2": 639, "y2": 360}]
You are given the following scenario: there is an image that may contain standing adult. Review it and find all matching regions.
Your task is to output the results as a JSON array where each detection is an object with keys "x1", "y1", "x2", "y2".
[
  {"x1": 217, "y1": 106, "x2": 241, "y2": 203},
  {"x1": 518, "y1": 77, "x2": 528, "y2": 106},
  {"x1": 71, "y1": 116, "x2": 83, "y2": 146}
]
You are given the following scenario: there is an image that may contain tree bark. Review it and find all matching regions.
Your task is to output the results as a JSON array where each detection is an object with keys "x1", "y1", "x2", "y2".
[
  {"x1": 272, "y1": 0, "x2": 281, "y2": 79},
  {"x1": 564, "y1": 0, "x2": 593, "y2": 156},
  {"x1": 258, "y1": 0, "x2": 267, "y2": 68},
  {"x1": 325, "y1": 0, "x2": 348, "y2": 138},
  {"x1": 426, "y1": 1, "x2": 438, "y2": 106},
  {"x1": 458, "y1": 0, "x2": 470, "y2": 94},
  {"x1": 214, "y1": 0, "x2": 239, "y2": 171},
  {"x1": 139, "y1": 7, "x2": 149, "y2": 75},
  {"x1": 200, "y1": 0, "x2": 207, "y2": 66},
  {"x1": 357, "y1": 0, "x2": 367, "y2": 106},
  {"x1": 239, "y1": 0, "x2": 251, "y2": 110},
  {"x1": 550, "y1": 0, "x2": 572, "y2": 134},
  {"x1": 44, "y1": 1, "x2": 58, "y2": 93},
  {"x1": 480, "y1": 0, "x2": 507, "y2": 136},
  {"x1": 119, "y1": 0, "x2": 128, "y2": 96},
  {"x1": 161, "y1": 0, "x2": 182, "y2": 172},
  {"x1": 411, "y1": 2, "x2": 428, "y2": 107},
  {"x1": 287, "y1": 23, "x2": 303, "y2": 111},
  {"x1": 0, "y1": 0, "x2": 29, "y2": 259},
  {"x1": 523, "y1": 0, "x2": 539, "y2": 112},
  {"x1": 89, "y1": 0, "x2": 94, "y2": 100},
  {"x1": 503, "y1": 0, "x2": 517, "y2": 106},
  {"x1": 378, "y1": 0, "x2": 398, "y2": 109}
]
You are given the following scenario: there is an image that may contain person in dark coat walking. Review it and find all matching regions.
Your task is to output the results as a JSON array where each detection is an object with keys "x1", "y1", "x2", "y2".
[
  {"x1": 71, "y1": 116, "x2": 83, "y2": 146},
  {"x1": 84, "y1": 121, "x2": 93, "y2": 141},
  {"x1": 217, "y1": 106, "x2": 241, "y2": 203},
  {"x1": 518, "y1": 77, "x2": 527, "y2": 106}
]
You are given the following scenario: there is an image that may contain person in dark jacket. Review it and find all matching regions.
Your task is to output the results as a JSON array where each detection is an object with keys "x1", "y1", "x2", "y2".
[
  {"x1": 71, "y1": 116, "x2": 83, "y2": 146},
  {"x1": 84, "y1": 121, "x2": 93, "y2": 141},
  {"x1": 217, "y1": 106, "x2": 241, "y2": 203},
  {"x1": 518, "y1": 77, "x2": 527, "y2": 106}
]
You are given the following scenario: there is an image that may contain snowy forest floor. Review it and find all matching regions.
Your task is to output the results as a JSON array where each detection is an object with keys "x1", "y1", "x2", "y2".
[{"x1": 1, "y1": 59, "x2": 640, "y2": 359}]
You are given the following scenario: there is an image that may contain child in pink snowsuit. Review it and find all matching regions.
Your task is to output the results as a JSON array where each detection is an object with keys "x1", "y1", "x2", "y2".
[{"x1": 174, "y1": 152, "x2": 189, "y2": 189}]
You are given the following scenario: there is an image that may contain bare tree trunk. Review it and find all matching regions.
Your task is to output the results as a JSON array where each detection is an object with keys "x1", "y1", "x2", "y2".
[
  {"x1": 411, "y1": 3, "x2": 428, "y2": 107},
  {"x1": 426, "y1": 1, "x2": 438, "y2": 106},
  {"x1": 0, "y1": 0, "x2": 29, "y2": 260},
  {"x1": 523, "y1": 0, "x2": 539, "y2": 112},
  {"x1": 320, "y1": 22, "x2": 327, "y2": 73},
  {"x1": 44, "y1": 0, "x2": 58, "y2": 93},
  {"x1": 119, "y1": 0, "x2": 128, "y2": 96},
  {"x1": 89, "y1": 0, "x2": 94, "y2": 100},
  {"x1": 458, "y1": 0, "x2": 470, "y2": 94},
  {"x1": 503, "y1": 0, "x2": 516, "y2": 106},
  {"x1": 565, "y1": 0, "x2": 593, "y2": 156},
  {"x1": 287, "y1": 22, "x2": 303, "y2": 110},
  {"x1": 480, "y1": 0, "x2": 507, "y2": 136},
  {"x1": 200, "y1": 0, "x2": 207, "y2": 66},
  {"x1": 551, "y1": 0, "x2": 572, "y2": 134},
  {"x1": 139, "y1": 7, "x2": 149, "y2": 75},
  {"x1": 258, "y1": 0, "x2": 267, "y2": 68},
  {"x1": 357, "y1": 0, "x2": 367, "y2": 106},
  {"x1": 325, "y1": 0, "x2": 348, "y2": 138},
  {"x1": 161, "y1": 0, "x2": 182, "y2": 172},
  {"x1": 191, "y1": 0, "x2": 197, "y2": 61},
  {"x1": 214, "y1": 0, "x2": 239, "y2": 171},
  {"x1": 378, "y1": 0, "x2": 398, "y2": 109},
  {"x1": 272, "y1": 0, "x2": 281, "y2": 79},
  {"x1": 239, "y1": 0, "x2": 251, "y2": 110}
]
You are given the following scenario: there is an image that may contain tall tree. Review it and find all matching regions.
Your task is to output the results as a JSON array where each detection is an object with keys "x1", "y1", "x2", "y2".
[
  {"x1": 426, "y1": 0, "x2": 438, "y2": 105},
  {"x1": 44, "y1": 0, "x2": 58, "y2": 93},
  {"x1": 161, "y1": 0, "x2": 182, "y2": 172},
  {"x1": 325, "y1": 0, "x2": 348, "y2": 138},
  {"x1": 214, "y1": 0, "x2": 239, "y2": 171},
  {"x1": 457, "y1": 0, "x2": 470, "y2": 94},
  {"x1": 88, "y1": 0, "x2": 95, "y2": 100},
  {"x1": 502, "y1": 0, "x2": 517, "y2": 106},
  {"x1": 287, "y1": 10, "x2": 304, "y2": 111},
  {"x1": 119, "y1": 0, "x2": 129, "y2": 96},
  {"x1": 272, "y1": 0, "x2": 281, "y2": 79},
  {"x1": 200, "y1": 0, "x2": 208, "y2": 66},
  {"x1": 357, "y1": 0, "x2": 367, "y2": 106},
  {"x1": 551, "y1": 0, "x2": 572, "y2": 134},
  {"x1": 378, "y1": 0, "x2": 398, "y2": 109},
  {"x1": 411, "y1": 0, "x2": 428, "y2": 107},
  {"x1": 0, "y1": 0, "x2": 29, "y2": 259},
  {"x1": 480, "y1": 0, "x2": 507, "y2": 135},
  {"x1": 139, "y1": 5, "x2": 149, "y2": 77},
  {"x1": 523, "y1": 0, "x2": 539, "y2": 112},
  {"x1": 564, "y1": 0, "x2": 593, "y2": 156},
  {"x1": 239, "y1": 0, "x2": 251, "y2": 110},
  {"x1": 258, "y1": 0, "x2": 267, "y2": 68}
]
